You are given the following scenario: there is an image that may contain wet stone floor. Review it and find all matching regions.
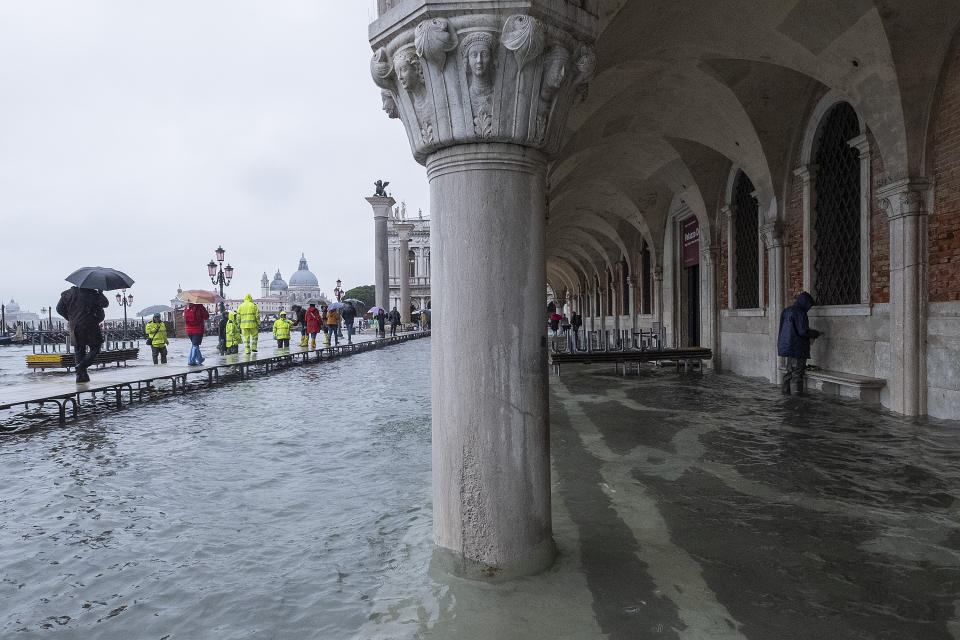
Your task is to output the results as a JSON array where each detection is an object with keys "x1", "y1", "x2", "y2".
[{"x1": 545, "y1": 366, "x2": 960, "y2": 639}]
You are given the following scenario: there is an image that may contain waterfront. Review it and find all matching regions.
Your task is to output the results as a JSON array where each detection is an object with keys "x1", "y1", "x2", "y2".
[{"x1": 0, "y1": 338, "x2": 433, "y2": 639}]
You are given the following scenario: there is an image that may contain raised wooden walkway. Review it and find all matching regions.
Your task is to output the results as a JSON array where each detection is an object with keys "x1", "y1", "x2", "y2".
[{"x1": 0, "y1": 332, "x2": 430, "y2": 430}]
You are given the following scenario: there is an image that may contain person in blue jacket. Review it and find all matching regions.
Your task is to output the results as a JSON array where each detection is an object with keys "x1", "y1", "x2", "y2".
[{"x1": 777, "y1": 291, "x2": 822, "y2": 395}]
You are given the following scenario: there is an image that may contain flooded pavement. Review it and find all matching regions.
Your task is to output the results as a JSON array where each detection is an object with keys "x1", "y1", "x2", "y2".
[
  {"x1": 5, "y1": 349, "x2": 960, "y2": 639},
  {"x1": 358, "y1": 365, "x2": 960, "y2": 640}
]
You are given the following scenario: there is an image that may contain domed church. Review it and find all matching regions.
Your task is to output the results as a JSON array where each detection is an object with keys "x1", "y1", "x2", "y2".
[{"x1": 260, "y1": 254, "x2": 328, "y2": 305}]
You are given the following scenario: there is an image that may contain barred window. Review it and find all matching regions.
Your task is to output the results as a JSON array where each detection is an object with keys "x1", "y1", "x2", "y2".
[
  {"x1": 733, "y1": 171, "x2": 760, "y2": 308},
  {"x1": 408, "y1": 249, "x2": 416, "y2": 279},
  {"x1": 620, "y1": 258, "x2": 630, "y2": 311},
  {"x1": 813, "y1": 102, "x2": 861, "y2": 305},
  {"x1": 641, "y1": 240, "x2": 652, "y2": 315}
]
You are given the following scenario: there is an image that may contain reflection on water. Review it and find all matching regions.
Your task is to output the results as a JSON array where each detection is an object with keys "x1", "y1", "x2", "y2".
[{"x1": 0, "y1": 340, "x2": 432, "y2": 639}]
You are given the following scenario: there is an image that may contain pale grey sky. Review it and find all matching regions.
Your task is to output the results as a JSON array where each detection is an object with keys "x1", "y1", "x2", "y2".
[{"x1": 0, "y1": 0, "x2": 429, "y2": 319}]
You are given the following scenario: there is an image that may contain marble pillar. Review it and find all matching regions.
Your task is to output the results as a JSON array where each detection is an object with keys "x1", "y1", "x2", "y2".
[
  {"x1": 879, "y1": 180, "x2": 929, "y2": 417},
  {"x1": 395, "y1": 222, "x2": 414, "y2": 323},
  {"x1": 365, "y1": 195, "x2": 395, "y2": 310},
  {"x1": 761, "y1": 221, "x2": 786, "y2": 383},
  {"x1": 370, "y1": 4, "x2": 597, "y2": 579}
]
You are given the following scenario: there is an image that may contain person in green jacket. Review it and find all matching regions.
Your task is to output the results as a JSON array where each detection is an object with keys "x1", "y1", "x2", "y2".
[
  {"x1": 225, "y1": 311, "x2": 242, "y2": 354},
  {"x1": 237, "y1": 294, "x2": 260, "y2": 354},
  {"x1": 145, "y1": 313, "x2": 168, "y2": 364},
  {"x1": 273, "y1": 310, "x2": 293, "y2": 349}
]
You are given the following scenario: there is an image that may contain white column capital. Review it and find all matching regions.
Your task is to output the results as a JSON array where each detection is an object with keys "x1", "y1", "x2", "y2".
[
  {"x1": 878, "y1": 179, "x2": 930, "y2": 221},
  {"x1": 395, "y1": 222, "x2": 415, "y2": 242},
  {"x1": 760, "y1": 220, "x2": 786, "y2": 249},
  {"x1": 366, "y1": 195, "x2": 397, "y2": 219},
  {"x1": 370, "y1": 5, "x2": 598, "y2": 164},
  {"x1": 793, "y1": 164, "x2": 817, "y2": 183}
]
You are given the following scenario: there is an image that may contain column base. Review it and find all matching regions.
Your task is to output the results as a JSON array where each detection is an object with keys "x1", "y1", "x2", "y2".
[{"x1": 430, "y1": 538, "x2": 558, "y2": 583}]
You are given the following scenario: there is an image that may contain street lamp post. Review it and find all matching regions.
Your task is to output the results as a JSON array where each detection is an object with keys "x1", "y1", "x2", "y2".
[
  {"x1": 334, "y1": 279, "x2": 343, "y2": 302},
  {"x1": 207, "y1": 245, "x2": 234, "y2": 314},
  {"x1": 114, "y1": 290, "x2": 134, "y2": 342}
]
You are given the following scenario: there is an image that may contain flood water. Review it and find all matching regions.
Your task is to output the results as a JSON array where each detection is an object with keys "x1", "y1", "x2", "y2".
[
  {"x1": 0, "y1": 338, "x2": 433, "y2": 639},
  {"x1": 4, "y1": 340, "x2": 960, "y2": 639}
]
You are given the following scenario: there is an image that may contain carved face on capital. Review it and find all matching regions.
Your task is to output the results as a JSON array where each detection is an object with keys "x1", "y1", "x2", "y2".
[
  {"x1": 394, "y1": 51, "x2": 423, "y2": 92},
  {"x1": 468, "y1": 43, "x2": 492, "y2": 79}
]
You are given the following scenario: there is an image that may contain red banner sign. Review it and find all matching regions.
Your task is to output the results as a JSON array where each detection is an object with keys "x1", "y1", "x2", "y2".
[{"x1": 682, "y1": 217, "x2": 700, "y2": 268}]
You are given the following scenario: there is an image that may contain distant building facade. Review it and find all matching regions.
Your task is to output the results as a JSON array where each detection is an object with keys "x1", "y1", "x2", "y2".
[{"x1": 387, "y1": 204, "x2": 431, "y2": 312}]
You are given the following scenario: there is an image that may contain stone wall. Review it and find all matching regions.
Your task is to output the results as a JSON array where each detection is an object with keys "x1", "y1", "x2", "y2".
[
  {"x1": 719, "y1": 314, "x2": 768, "y2": 377},
  {"x1": 930, "y1": 34, "x2": 960, "y2": 303},
  {"x1": 927, "y1": 302, "x2": 960, "y2": 418}
]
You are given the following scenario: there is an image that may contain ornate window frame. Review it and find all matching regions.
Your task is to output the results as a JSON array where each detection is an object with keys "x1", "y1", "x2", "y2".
[
  {"x1": 722, "y1": 168, "x2": 764, "y2": 314},
  {"x1": 795, "y1": 92, "x2": 872, "y2": 315}
]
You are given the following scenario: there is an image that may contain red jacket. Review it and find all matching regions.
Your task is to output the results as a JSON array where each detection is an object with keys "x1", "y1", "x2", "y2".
[
  {"x1": 305, "y1": 306, "x2": 323, "y2": 333},
  {"x1": 184, "y1": 304, "x2": 210, "y2": 335}
]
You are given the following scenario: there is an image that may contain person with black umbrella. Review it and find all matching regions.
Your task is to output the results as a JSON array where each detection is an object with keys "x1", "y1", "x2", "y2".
[{"x1": 56, "y1": 286, "x2": 109, "y2": 383}]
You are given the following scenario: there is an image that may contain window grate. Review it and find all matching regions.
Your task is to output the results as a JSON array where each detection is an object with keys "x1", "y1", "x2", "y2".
[
  {"x1": 641, "y1": 241, "x2": 652, "y2": 314},
  {"x1": 814, "y1": 103, "x2": 861, "y2": 306},
  {"x1": 733, "y1": 171, "x2": 760, "y2": 308}
]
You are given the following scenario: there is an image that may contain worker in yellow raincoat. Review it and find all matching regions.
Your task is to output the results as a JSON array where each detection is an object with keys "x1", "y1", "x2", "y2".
[
  {"x1": 272, "y1": 311, "x2": 293, "y2": 349},
  {"x1": 145, "y1": 313, "x2": 168, "y2": 364},
  {"x1": 225, "y1": 311, "x2": 242, "y2": 354},
  {"x1": 237, "y1": 294, "x2": 260, "y2": 354}
]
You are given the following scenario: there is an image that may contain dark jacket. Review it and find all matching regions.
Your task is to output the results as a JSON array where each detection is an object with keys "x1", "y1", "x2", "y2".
[
  {"x1": 389, "y1": 309, "x2": 401, "y2": 325},
  {"x1": 341, "y1": 305, "x2": 357, "y2": 323},
  {"x1": 291, "y1": 305, "x2": 307, "y2": 328},
  {"x1": 218, "y1": 312, "x2": 229, "y2": 341},
  {"x1": 571, "y1": 313, "x2": 582, "y2": 329},
  {"x1": 777, "y1": 292, "x2": 820, "y2": 359},
  {"x1": 376, "y1": 310, "x2": 386, "y2": 327},
  {"x1": 56, "y1": 287, "x2": 108, "y2": 345}
]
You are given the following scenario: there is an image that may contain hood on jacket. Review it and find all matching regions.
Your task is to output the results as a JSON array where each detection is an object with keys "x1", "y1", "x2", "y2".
[
  {"x1": 244, "y1": 294, "x2": 253, "y2": 303},
  {"x1": 794, "y1": 291, "x2": 815, "y2": 312}
]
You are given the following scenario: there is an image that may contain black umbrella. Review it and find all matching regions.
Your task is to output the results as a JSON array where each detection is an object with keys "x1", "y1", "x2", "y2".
[
  {"x1": 65, "y1": 266, "x2": 135, "y2": 291},
  {"x1": 138, "y1": 304, "x2": 174, "y2": 317}
]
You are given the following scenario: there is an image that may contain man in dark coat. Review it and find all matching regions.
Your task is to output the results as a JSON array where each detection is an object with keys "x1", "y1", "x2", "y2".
[
  {"x1": 777, "y1": 291, "x2": 822, "y2": 395},
  {"x1": 570, "y1": 312, "x2": 583, "y2": 349},
  {"x1": 341, "y1": 303, "x2": 357, "y2": 344},
  {"x1": 389, "y1": 306, "x2": 401, "y2": 336},
  {"x1": 376, "y1": 308, "x2": 387, "y2": 337},
  {"x1": 56, "y1": 286, "x2": 109, "y2": 383}
]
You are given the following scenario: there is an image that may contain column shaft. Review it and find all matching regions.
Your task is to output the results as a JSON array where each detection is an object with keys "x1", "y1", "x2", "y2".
[{"x1": 427, "y1": 143, "x2": 554, "y2": 579}]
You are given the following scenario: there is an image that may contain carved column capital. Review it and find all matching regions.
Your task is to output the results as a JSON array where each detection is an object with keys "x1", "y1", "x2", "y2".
[
  {"x1": 878, "y1": 179, "x2": 930, "y2": 221},
  {"x1": 366, "y1": 195, "x2": 396, "y2": 219},
  {"x1": 760, "y1": 220, "x2": 786, "y2": 249},
  {"x1": 395, "y1": 222, "x2": 415, "y2": 243},
  {"x1": 370, "y1": 4, "x2": 598, "y2": 164}
]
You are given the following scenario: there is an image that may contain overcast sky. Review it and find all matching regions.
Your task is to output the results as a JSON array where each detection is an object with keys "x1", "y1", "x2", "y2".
[{"x1": 0, "y1": 1, "x2": 429, "y2": 319}]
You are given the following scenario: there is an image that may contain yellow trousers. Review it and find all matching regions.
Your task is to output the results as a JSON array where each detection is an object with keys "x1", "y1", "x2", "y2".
[{"x1": 242, "y1": 328, "x2": 258, "y2": 352}]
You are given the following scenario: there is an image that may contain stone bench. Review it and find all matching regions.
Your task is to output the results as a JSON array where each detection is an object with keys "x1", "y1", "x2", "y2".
[{"x1": 804, "y1": 368, "x2": 886, "y2": 404}]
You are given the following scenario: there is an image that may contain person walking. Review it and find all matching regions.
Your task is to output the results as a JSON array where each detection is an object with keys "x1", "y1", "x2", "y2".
[
  {"x1": 273, "y1": 310, "x2": 293, "y2": 349},
  {"x1": 217, "y1": 310, "x2": 229, "y2": 355},
  {"x1": 305, "y1": 302, "x2": 323, "y2": 349},
  {"x1": 777, "y1": 291, "x2": 822, "y2": 395},
  {"x1": 389, "y1": 306, "x2": 401, "y2": 337},
  {"x1": 184, "y1": 302, "x2": 210, "y2": 365},
  {"x1": 376, "y1": 308, "x2": 387, "y2": 337},
  {"x1": 570, "y1": 311, "x2": 583, "y2": 349},
  {"x1": 291, "y1": 304, "x2": 309, "y2": 348},
  {"x1": 237, "y1": 294, "x2": 260, "y2": 354},
  {"x1": 145, "y1": 312, "x2": 169, "y2": 364},
  {"x1": 56, "y1": 286, "x2": 109, "y2": 383},
  {"x1": 341, "y1": 303, "x2": 357, "y2": 344},
  {"x1": 420, "y1": 310, "x2": 428, "y2": 331},
  {"x1": 225, "y1": 311, "x2": 242, "y2": 354},
  {"x1": 324, "y1": 305, "x2": 340, "y2": 346}
]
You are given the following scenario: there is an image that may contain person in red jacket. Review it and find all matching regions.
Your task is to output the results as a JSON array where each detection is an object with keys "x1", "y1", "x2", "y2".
[
  {"x1": 184, "y1": 303, "x2": 210, "y2": 365},
  {"x1": 305, "y1": 302, "x2": 324, "y2": 349}
]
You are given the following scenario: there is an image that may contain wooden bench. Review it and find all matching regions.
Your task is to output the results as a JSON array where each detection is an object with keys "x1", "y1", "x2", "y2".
[
  {"x1": 550, "y1": 347, "x2": 712, "y2": 375},
  {"x1": 803, "y1": 368, "x2": 885, "y2": 404},
  {"x1": 26, "y1": 348, "x2": 140, "y2": 371}
]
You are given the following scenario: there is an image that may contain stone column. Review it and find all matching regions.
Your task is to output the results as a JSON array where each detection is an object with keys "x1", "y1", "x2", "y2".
[
  {"x1": 366, "y1": 195, "x2": 395, "y2": 310},
  {"x1": 761, "y1": 221, "x2": 786, "y2": 384},
  {"x1": 395, "y1": 222, "x2": 414, "y2": 323},
  {"x1": 371, "y1": 4, "x2": 597, "y2": 579},
  {"x1": 627, "y1": 275, "x2": 637, "y2": 334},
  {"x1": 879, "y1": 180, "x2": 929, "y2": 416}
]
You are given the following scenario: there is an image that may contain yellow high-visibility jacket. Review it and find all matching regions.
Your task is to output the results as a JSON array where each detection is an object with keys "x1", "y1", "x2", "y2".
[
  {"x1": 145, "y1": 321, "x2": 168, "y2": 347},
  {"x1": 237, "y1": 294, "x2": 260, "y2": 330},
  {"x1": 273, "y1": 317, "x2": 293, "y2": 340},
  {"x1": 226, "y1": 312, "x2": 242, "y2": 347}
]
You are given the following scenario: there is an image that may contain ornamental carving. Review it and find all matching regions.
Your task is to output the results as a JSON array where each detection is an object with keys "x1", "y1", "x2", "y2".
[{"x1": 369, "y1": 12, "x2": 596, "y2": 163}]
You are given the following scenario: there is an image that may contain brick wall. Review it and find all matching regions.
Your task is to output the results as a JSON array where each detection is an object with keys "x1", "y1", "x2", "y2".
[
  {"x1": 869, "y1": 130, "x2": 890, "y2": 303},
  {"x1": 930, "y1": 34, "x2": 960, "y2": 302},
  {"x1": 785, "y1": 154, "x2": 805, "y2": 301},
  {"x1": 718, "y1": 220, "x2": 728, "y2": 309}
]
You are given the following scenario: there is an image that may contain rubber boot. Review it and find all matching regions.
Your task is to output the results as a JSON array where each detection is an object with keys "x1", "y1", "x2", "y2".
[
  {"x1": 188, "y1": 345, "x2": 198, "y2": 365},
  {"x1": 197, "y1": 348, "x2": 204, "y2": 364},
  {"x1": 310, "y1": 338, "x2": 316, "y2": 349}
]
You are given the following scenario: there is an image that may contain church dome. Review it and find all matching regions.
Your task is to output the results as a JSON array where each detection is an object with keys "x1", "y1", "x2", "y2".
[
  {"x1": 269, "y1": 270, "x2": 288, "y2": 292},
  {"x1": 289, "y1": 254, "x2": 319, "y2": 287},
  {"x1": 7, "y1": 299, "x2": 20, "y2": 313}
]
